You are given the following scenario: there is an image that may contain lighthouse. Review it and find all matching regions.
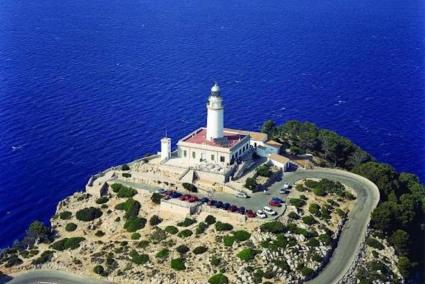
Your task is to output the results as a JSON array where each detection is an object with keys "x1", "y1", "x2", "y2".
[{"x1": 206, "y1": 83, "x2": 224, "y2": 141}]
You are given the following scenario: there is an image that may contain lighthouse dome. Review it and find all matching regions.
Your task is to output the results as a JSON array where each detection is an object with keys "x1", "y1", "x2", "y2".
[{"x1": 211, "y1": 83, "x2": 220, "y2": 95}]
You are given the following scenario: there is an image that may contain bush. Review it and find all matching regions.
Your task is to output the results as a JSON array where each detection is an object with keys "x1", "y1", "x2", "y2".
[
  {"x1": 336, "y1": 208, "x2": 346, "y2": 217},
  {"x1": 237, "y1": 248, "x2": 257, "y2": 262},
  {"x1": 182, "y1": 183, "x2": 197, "y2": 192},
  {"x1": 288, "y1": 212, "x2": 300, "y2": 219},
  {"x1": 165, "y1": 226, "x2": 178, "y2": 235},
  {"x1": 296, "y1": 184, "x2": 307, "y2": 192},
  {"x1": 289, "y1": 198, "x2": 306, "y2": 208},
  {"x1": 177, "y1": 218, "x2": 197, "y2": 227},
  {"x1": 232, "y1": 230, "x2": 251, "y2": 242},
  {"x1": 223, "y1": 235, "x2": 235, "y2": 247},
  {"x1": 124, "y1": 217, "x2": 146, "y2": 232},
  {"x1": 51, "y1": 237, "x2": 85, "y2": 251},
  {"x1": 122, "y1": 172, "x2": 131, "y2": 178},
  {"x1": 171, "y1": 258, "x2": 186, "y2": 271},
  {"x1": 116, "y1": 186, "x2": 137, "y2": 198},
  {"x1": 302, "y1": 215, "x2": 317, "y2": 225},
  {"x1": 151, "y1": 193, "x2": 162, "y2": 204},
  {"x1": 131, "y1": 233, "x2": 141, "y2": 240},
  {"x1": 245, "y1": 177, "x2": 258, "y2": 191},
  {"x1": 177, "y1": 229, "x2": 193, "y2": 238},
  {"x1": 176, "y1": 245, "x2": 190, "y2": 254},
  {"x1": 115, "y1": 198, "x2": 140, "y2": 219},
  {"x1": 150, "y1": 228, "x2": 167, "y2": 243},
  {"x1": 313, "y1": 187, "x2": 327, "y2": 196},
  {"x1": 137, "y1": 240, "x2": 150, "y2": 249},
  {"x1": 65, "y1": 223, "x2": 77, "y2": 232},
  {"x1": 32, "y1": 250, "x2": 54, "y2": 265},
  {"x1": 93, "y1": 265, "x2": 105, "y2": 275},
  {"x1": 96, "y1": 196, "x2": 109, "y2": 204},
  {"x1": 307, "y1": 238, "x2": 320, "y2": 247},
  {"x1": 260, "y1": 221, "x2": 287, "y2": 234},
  {"x1": 130, "y1": 250, "x2": 149, "y2": 265},
  {"x1": 210, "y1": 255, "x2": 221, "y2": 266},
  {"x1": 121, "y1": 164, "x2": 130, "y2": 171},
  {"x1": 366, "y1": 237, "x2": 385, "y2": 250},
  {"x1": 301, "y1": 266, "x2": 314, "y2": 277},
  {"x1": 196, "y1": 222, "x2": 208, "y2": 234},
  {"x1": 208, "y1": 273, "x2": 229, "y2": 284},
  {"x1": 319, "y1": 234, "x2": 332, "y2": 245},
  {"x1": 111, "y1": 183, "x2": 122, "y2": 192},
  {"x1": 59, "y1": 211, "x2": 72, "y2": 220},
  {"x1": 193, "y1": 246, "x2": 208, "y2": 254},
  {"x1": 256, "y1": 164, "x2": 272, "y2": 177},
  {"x1": 205, "y1": 215, "x2": 216, "y2": 225},
  {"x1": 215, "y1": 222, "x2": 233, "y2": 232},
  {"x1": 76, "y1": 207, "x2": 102, "y2": 222},
  {"x1": 309, "y1": 204, "x2": 321, "y2": 216},
  {"x1": 156, "y1": 248, "x2": 170, "y2": 259},
  {"x1": 150, "y1": 215, "x2": 162, "y2": 226},
  {"x1": 95, "y1": 230, "x2": 105, "y2": 237}
]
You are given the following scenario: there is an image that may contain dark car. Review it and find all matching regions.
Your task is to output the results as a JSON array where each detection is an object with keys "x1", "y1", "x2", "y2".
[
  {"x1": 271, "y1": 197, "x2": 284, "y2": 203},
  {"x1": 238, "y1": 207, "x2": 246, "y2": 214},
  {"x1": 246, "y1": 210, "x2": 255, "y2": 218},
  {"x1": 215, "y1": 201, "x2": 224, "y2": 208},
  {"x1": 223, "y1": 203, "x2": 230, "y2": 210},
  {"x1": 200, "y1": 197, "x2": 209, "y2": 203},
  {"x1": 208, "y1": 200, "x2": 217, "y2": 206},
  {"x1": 229, "y1": 205, "x2": 238, "y2": 212}
]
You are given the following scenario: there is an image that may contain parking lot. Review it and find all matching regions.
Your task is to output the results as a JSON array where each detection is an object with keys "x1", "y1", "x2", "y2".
[{"x1": 115, "y1": 173, "x2": 292, "y2": 220}]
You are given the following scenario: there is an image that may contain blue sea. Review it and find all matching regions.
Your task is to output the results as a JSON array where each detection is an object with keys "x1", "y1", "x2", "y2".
[{"x1": 0, "y1": 0, "x2": 424, "y2": 248}]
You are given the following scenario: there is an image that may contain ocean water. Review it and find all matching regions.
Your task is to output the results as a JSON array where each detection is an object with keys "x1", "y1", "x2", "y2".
[{"x1": 0, "y1": 0, "x2": 424, "y2": 248}]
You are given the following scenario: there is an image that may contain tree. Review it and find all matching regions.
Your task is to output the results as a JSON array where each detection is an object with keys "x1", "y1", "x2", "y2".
[
  {"x1": 261, "y1": 120, "x2": 276, "y2": 137},
  {"x1": 389, "y1": 229, "x2": 409, "y2": 256},
  {"x1": 151, "y1": 193, "x2": 162, "y2": 204},
  {"x1": 208, "y1": 273, "x2": 229, "y2": 284},
  {"x1": 397, "y1": 256, "x2": 411, "y2": 277},
  {"x1": 24, "y1": 221, "x2": 52, "y2": 246},
  {"x1": 245, "y1": 177, "x2": 258, "y2": 191}
]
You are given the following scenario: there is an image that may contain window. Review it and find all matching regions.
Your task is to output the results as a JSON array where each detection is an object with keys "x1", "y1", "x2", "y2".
[
  {"x1": 192, "y1": 152, "x2": 196, "y2": 159},
  {"x1": 220, "y1": 156, "x2": 225, "y2": 162},
  {"x1": 211, "y1": 154, "x2": 215, "y2": 161},
  {"x1": 183, "y1": 150, "x2": 187, "y2": 157}
]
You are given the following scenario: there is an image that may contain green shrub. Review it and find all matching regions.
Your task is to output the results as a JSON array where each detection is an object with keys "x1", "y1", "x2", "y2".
[
  {"x1": 65, "y1": 223, "x2": 77, "y2": 232},
  {"x1": 171, "y1": 258, "x2": 186, "y2": 271},
  {"x1": 121, "y1": 164, "x2": 130, "y2": 171},
  {"x1": 149, "y1": 215, "x2": 162, "y2": 226},
  {"x1": 244, "y1": 177, "x2": 258, "y2": 191},
  {"x1": 302, "y1": 215, "x2": 317, "y2": 225},
  {"x1": 336, "y1": 208, "x2": 346, "y2": 217},
  {"x1": 115, "y1": 198, "x2": 141, "y2": 219},
  {"x1": 309, "y1": 204, "x2": 321, "y2": 216},
  {"x1": 130, "y1": 250, "x2": 149, "y2": 265},
  {"x1": 313, "y1": 187, "x2": 326, "y2": 196},
  {"x1": 366, "y1": 237, "x2": 384, "y2": 250},
  {"x1": 96, "y1": 196, "x2": 109, "y2": 204},
  {"x1": 237, "y1": 248, "x2": 257, "y2": 262},
  {"x1": 210, "y1": 255, "x2": 221, "y2": 266},
  {"x1": 131, "y1": 233, "x2": 141, "y2": 240},
  {"x1": 304, "y1": 180, "x2": 319, "y2": 189},
  {"x1": 215, "y1": 222, "x2": 233, "y2": 232},
  {"x1": 311, "y1": 253, "x2": 323, "y2": 262},
  {"x1": 116, "y1": 186, "x2": 137, "y2": 198},
  {"x1": 150, "y1": 228, "x2": 167, "y2": 243},
  {"x1": 256, "y1": 164, "x2": 271, "y2": 177},
  {"x1": 182, "y1": 183, "x2": 198, "y2": 192},
  {"x1": 76, "y1": 207, "x2": 102, "y2": 222},
  {"x1": 111, "y1": 183, "x2": 123, "y2": 192},
  {"x1": 193, "y1": 246, "x2": 208, "y2": 254},
  {"x1": 32, "y1": 250, "x2": 54, "y2": 265},
  {"x1": 208, "y1": 273, "x2": 229, "y2": 284},
  {"x1": 124, "y1": 217, "x2": 146, "y2": 232},
  {"x1": 176, "y1": 245, "x2": 190, "y2": 254},
  {"x1": 205, "y1": 215, "x2": 216, "y2": 225},
  {"x1": 177, "y1": 229, "x2": 193, "y2": 238},
  {"x1": 59, "y1": 211, "x2": 72, "y2": 220},
  {"x1": 260, "y1": 221, "x2": 286, "y2": 234},
  {"x1": 93, "y1": 265, "x2": 105, "y2": 275},
  {"x1": 51, "y1": 237, "x2": 85, "y2": 251},
  {"x1": 288, "y1": 212, "x2": 300, "y2": 219},
  {"x1": 301, "y1": 266, "x2": 314, "y2": 277},
  {"x1": 289, "y1": 198, "x2": 306, "y2": 208},
  {"x1": 223, "y1": 235, "x2": 235, "y2": 247},
  {"x1": 177, "y1": 218, "x2": 197, "y2": 227},
  {"x1": 137, "y1": 240, "x2": 150, "y2": 249},
  {"x1": 95, "y1": 230, "x2": 105, "y2": 237},
  {"x1": 196, "y1": 222, "x2": 208, "y2": 234},
  {"x1": 232, "y1": 230, "x2": 251, "y2": 242},
  {"x1": 307, "y1": 238, "x2": 320, "y2": 247},
  {"x1": 156, "y1": 248, "x2": 170, "y2": 259},
  {"x1": 319, "y1": 233, "x2": 332, "y2": 245},
  {"x1": 295, "y1": 184, "x2": 307, "y2": 192},
  {"x1": 165, "y1": 226, "x2": 178, "y2": 235},
  {"x1": 151, "y1": 193, "x2": 162, "y2": 204}
]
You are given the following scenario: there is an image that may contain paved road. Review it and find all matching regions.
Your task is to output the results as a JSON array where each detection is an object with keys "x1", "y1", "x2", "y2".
[
  {"x1": 5, "y1": 269, "x2": 112, "y2": 284},
  {"x1": 282, "y1": 168, "x2": 380, "y2": 284}
]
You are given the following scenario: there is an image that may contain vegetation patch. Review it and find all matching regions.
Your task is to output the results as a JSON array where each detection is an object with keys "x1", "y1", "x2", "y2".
[
  {"x1": 130, "y1": 250, "x2": 149, "y2": 265},
  {"x1": 237, "y1": 248, "x2": 257, "y2": 262},
  {"x1": 51, "y1": 237, "x2": 85, "y2": 251},
  {"x1": 156, "y1": 248, "x2": 170, "y2": 259},
  {"x1": 111, "y1": 183, "x2": 137, "y2": 198},
  {"x1": 182, "y1": 182, "x2": 198, "y2": 192},
  {"x1": 260, "y1": 221, "x2": 286, "y2": 234},
  {"x1": 76, "y1": 207, "x2": 102, "y2": 222},
  {"x1": 177, "y1": 218, "x2": 197, "y2": 227},
  {"x1": 176, "y1": 245, "x2": 190, "y2": 254},
  {"x1": 193, "y1": 246, "x2": 208, "y2": 254},
  {"x1": 171, "y1": 258, "x2": 186, "y2": 271},
  {"x1": 59, "y1": 211, "x2": 72, "y2": 220},
  {"x1": 65, "y1": 223, "x2": 77, "y2": 232},
  {"x1": 149, "y1": 215, "x2": 162, "y2": 226},
  {"x1": 215, "y1": 221, "x2": 233, "y2": 232},
  {"x1": 205, "y1": 215, "x2": 216, "y2": 225},
  {"x1": 289, "y1": 198, "x2": 306, "y2": 208},
  {"x1": 208, "y1": 273, "x2": 229, "y2": 284},
  {"x1": 177, "y1": 229, "x2": 193, "y2": 238},
  {"x1": 32, "y1": 250, "x2": 54, "y2": 265},
  {"x1": 124, "y1": 217, "x2": 146, "y2": 232},
  {"x1": 165, "y1": 226, "x2": 179, "y2": 235}
]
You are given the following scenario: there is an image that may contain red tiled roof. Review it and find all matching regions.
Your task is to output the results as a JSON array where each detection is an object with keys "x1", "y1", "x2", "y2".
[{"x1": 182, "y1": 128, "x2": 246, "y2": 148}]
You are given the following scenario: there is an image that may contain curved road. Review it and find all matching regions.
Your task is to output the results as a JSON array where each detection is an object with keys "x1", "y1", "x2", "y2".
[
  {"x1": 283, "y1": 168, "x2": 380, "y2": 284},
  {"x1": 5, "y1": 168, "x2": 379, "y2": 284}
]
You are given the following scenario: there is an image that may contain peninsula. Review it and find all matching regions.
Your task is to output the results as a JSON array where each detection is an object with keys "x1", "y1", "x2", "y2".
[{"x1": 1, "y1": 84, "x2": 424, "y2": 284}]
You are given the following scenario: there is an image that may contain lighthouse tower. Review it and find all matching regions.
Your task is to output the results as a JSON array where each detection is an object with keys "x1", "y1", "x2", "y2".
[{"x1": 206, "y1": 83, "x2": 224, "y2": 141}]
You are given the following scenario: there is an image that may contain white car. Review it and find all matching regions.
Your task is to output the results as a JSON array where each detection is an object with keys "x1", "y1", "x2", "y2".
[
  {"x1": 279, "y1": 188, "x2": 290, "y2": 194},
  {"x1": 236, "y1": 191, "x2": 249, "y2": 198},
  {"x1": 256, "y1": 210, "x2": 267, "y2": 219},
  {"x1": 283, "y1": 183, "x2": 291, "y2": 189},
  {"x1": 263, "y1": 206, "x2": 277, "y2": 215}
]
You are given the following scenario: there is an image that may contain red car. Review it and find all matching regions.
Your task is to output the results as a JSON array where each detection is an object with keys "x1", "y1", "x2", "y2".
[
  {"x1": 269, "y1": 200, "x2": 282, "y2": 207},
  {"x1": 179, "y1": 194, "x2": 191, "y2": 201},
  {"x1": 246, "y1": 210, "x2": 256, "y2": 218},
  {"x1": 229, "y1": 205, "x2": 238, "y2": 212},
  {"x1": 188, "y1": 196, "x2": 199, "y2": 203}
]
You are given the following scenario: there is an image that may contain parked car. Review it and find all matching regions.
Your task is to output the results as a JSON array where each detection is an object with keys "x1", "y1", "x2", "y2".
[
  {"x1": 170, "y1": 191, "x2": 182, "y2": 198},
  {"x1": 282, "y1": 183, "x2": 291, "y2": 189},
  {"x1": 208, "y1": 200, "x2": 217, "y2": 206},
  {"x1": 236, "y1": 191, "x2": 249, "y2": 198},
  {"x1": 238, "y1": 207, "x2": 246, "y2": 214},
  {"x1": 229, "y1": 205, "x2": 238, "y2": 212},
  {"x1": 263, "y1": 206, "x2": 277, "y2": 215},
  {"x1": 246, "y1": 210, "x2": 256, "y2": 218},
  {"x1": 179, "y1": 194, "x2": 189, "y2": 201},
  {"x1": 154, "y1": 189, "x2": 166, "y2": 195},
  {"x1": 200, "y1": 197, "x2": 209, "y2": 203},
  {"x1": 256, "y1": 210, "x2": 267, "y2": 219},
  {"x1": 223, "y1": 203, "x2": 230, "y2": 210},
  {"x1": 188, "y1": 196, "x2": 198, "y2": 203},
  {"x1": 269, "y1": 200, "x2": 282, "y2": 207},
  {"x1": 279, "y1": 188, "x2": 290, "y2": 194},
  {"x1": 271, "y1": 197, "x2": 284, "y2": 203},
  {"x1": 215, "y1": 201, "x2": 224, "y2": 208}
]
